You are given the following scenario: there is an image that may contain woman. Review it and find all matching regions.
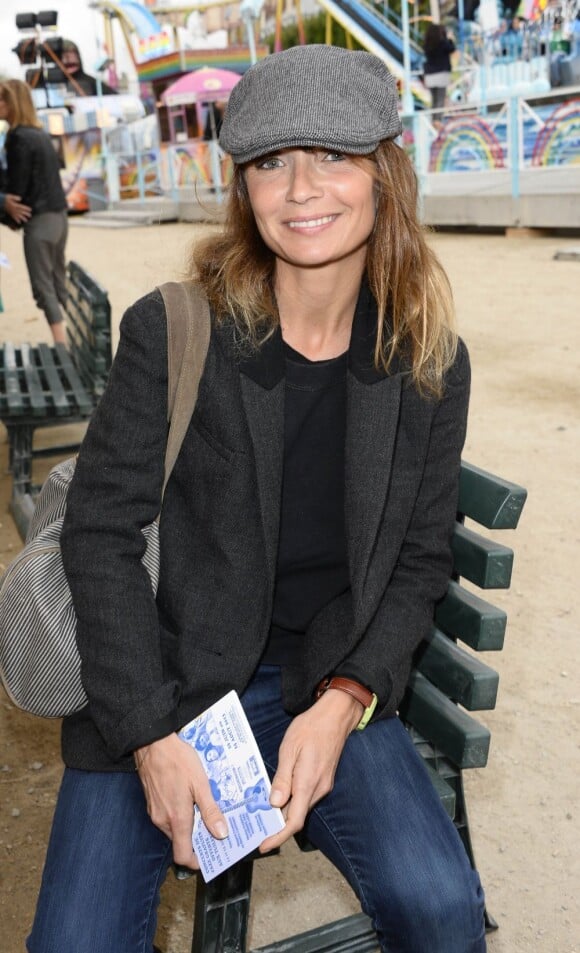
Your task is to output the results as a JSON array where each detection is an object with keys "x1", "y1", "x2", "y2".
[
  {"x1": 28, "y1": 46, "x2": 485, "y2": 953},
  {"x1": 423, "y1": 23, "x2": 456, "y2": 113},
  {"x1": 0, "y1": 80, "x2": 68, "y2": 344}
]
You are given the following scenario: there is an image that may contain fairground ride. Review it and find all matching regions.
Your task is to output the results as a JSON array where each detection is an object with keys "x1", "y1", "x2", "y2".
[{"x1": 89, "y1": 0, "x2": 268, "y2": 86}]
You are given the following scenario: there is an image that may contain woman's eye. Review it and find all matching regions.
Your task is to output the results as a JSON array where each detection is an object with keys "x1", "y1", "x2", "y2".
[
  {"x1": 255, "y1": 156, "x2": 282, "y2": 170},
  {"x1": 323, "y1": 152, "x2": 346, "y2": 162}
]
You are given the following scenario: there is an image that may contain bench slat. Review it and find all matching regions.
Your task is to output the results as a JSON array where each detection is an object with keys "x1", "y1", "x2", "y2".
[
  {"x1": 435, "y1": 580, "x2": 507, "y2": 651},
  {"x1": 252, "y1": 912, "x2": 377, "y2": 953},
  {"x1": 68, "y1": 260, "x2": 111, "y2": 328},
  {"x1": 35, "y1": 344, "x2": 71, "y2": 416},
  {"x1": 415, "y1": 628, "x2": 499, "y2": 710},
  {"x1": 423, "y1": 762, "x2": 456, "y2": 818},
  {"x1": 459, "y1": 461, "x2": 527, "y2": 530},
  {"x1": 19, "y1": 344, "x2": 47, "y2": 417},
  {"x1": 2, "y1": 343, "x2": 25, "y2": 415},
  {"x1": 52, "y1": 344, "x2": 93, "y2": 416},
  {"x1": 452, "y1": 523, "x2": 514, "y2": 589},
  {"x1": 400, "y1": 672, "x2": 491, "y2": 769}
]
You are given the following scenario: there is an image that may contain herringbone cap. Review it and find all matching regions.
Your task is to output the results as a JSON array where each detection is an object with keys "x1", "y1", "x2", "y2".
[{"x1": 219, "y1": 45, "x2": 402, "y2": 164}]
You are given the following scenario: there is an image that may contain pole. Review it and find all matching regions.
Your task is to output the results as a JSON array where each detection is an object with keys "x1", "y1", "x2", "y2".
[
  {"x1": 509, "y1": 95, "x2": 520, "y2": 202},
  {"x1": 457, "y1": 0, "x2": 465, "y2": 58},
  {"x1": 401, "y1": 0, "x2": 414, "y2": 115}
]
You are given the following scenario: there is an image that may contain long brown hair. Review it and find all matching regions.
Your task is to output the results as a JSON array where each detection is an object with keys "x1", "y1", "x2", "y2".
[
  {"x1": 191, "y1": 140, "x2": 456, "y2": 397},
  {"x1": 0, "y1": 79, "x2": 42, "y2": 129}
]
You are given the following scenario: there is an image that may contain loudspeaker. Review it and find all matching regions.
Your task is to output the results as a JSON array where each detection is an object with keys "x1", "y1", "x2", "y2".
[
  {"x1": 15, "y1": 13, "x2": 37, "y2": 29},
  {"x1": 13, "y1": 38, "x2": 38, "y2": 64},
  {"x1": 45, "y1": 66, "x2": 67, "y2": 85},
  {"x1": 41, "y1": 37, "x2": 64, "y2": 61},
  {"x1": 37, "y1": 11, "x2": 59, "y2": 28}
]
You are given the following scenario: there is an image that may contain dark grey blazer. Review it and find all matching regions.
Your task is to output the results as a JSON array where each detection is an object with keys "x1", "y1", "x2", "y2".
[{"x1": 61, "y1": 282, "x2": 470, "y2": 771}]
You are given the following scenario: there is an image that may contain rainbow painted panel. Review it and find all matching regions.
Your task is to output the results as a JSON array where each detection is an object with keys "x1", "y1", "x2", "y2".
[
  {"x1": 58, "y1": 132, "x2": 102, "y2": 212},
  {"x1": 429, "y1": 117, "x2": 507, "y2": 173},
  {"x1": 118, "y1": 152, "x2": 161, "y2": 198},
  {"x1": 160, "y1": 142, "x2": 233, "y2": 189},
  {"x1": 423, "y1": 97, "x2": 580, "y2": 173},
  {"x1": 531, "y1": 99, "x2": 580, "y2": 167}
]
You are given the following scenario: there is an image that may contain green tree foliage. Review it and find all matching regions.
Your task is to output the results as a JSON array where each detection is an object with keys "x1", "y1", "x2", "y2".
[{"x1": 263, "y1": 12, "x2": 364, "y2": 52}]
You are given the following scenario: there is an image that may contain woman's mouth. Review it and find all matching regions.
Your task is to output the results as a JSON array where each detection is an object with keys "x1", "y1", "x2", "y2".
[{"x1": 287, "y1": 215, "x2": 337, "y2": 230}]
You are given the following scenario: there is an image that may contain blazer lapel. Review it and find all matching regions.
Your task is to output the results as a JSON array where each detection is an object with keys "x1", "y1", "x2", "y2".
[
  {"x1": 345, "y1": 372, "x2": 402, "y2": 610},
  {"x1": 239, "y1": 329, "x2": 285, "y2": 586}
]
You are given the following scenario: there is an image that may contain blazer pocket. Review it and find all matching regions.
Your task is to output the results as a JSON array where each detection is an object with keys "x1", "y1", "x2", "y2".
[{"x1": 190, "y1": 413, "x2": 237, "y2": 464}]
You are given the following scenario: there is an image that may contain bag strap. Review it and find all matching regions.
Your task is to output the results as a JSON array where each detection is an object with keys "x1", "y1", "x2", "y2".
[{"x1": 157, "y1": 280, "x2": 211, "y2": 494}]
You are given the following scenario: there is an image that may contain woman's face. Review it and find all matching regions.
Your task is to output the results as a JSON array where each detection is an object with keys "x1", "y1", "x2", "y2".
[{"x1": 244, "y1": 148, "x2": 376, "y2": 277}]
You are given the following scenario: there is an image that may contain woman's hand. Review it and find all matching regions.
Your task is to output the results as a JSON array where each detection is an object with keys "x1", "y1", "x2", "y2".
[
  {"x1": 259, "y1": 689, "x2": 363, "y2": 853},
  {"x1": 4, "y1": 194, "x2": 31, "y2": 224},
  {"x1": 134, "y1": 733, "x2": 228, "y2": 868}
]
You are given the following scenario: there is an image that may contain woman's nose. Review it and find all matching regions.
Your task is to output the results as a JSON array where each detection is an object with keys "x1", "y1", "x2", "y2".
[{"x1": 285, "y1": 154, "x2": 324, "y2": 203}]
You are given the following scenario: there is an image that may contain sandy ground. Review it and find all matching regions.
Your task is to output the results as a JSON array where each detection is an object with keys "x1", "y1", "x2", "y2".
[{"x1": 0, "y1": 218, "x2": 578, "y2": 953}]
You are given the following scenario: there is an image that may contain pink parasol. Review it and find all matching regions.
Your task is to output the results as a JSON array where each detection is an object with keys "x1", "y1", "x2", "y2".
[{"x1": 161, "y1": 67, "x2": 242, "y2": 107}]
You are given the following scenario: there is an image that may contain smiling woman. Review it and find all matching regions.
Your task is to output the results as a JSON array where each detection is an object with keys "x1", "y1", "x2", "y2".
[
  {"x1": 244, "y1": 148, "x2": 376, "y2": 337},
  {"x1": 27, "y1": 44, "x2": 484, "y2": 953},
  {"x1": 196, "y1": 49, "x2": 455, "y2": 393}
]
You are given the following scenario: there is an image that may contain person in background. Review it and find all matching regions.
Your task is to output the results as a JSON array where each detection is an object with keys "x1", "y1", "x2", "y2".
[
  {"x1": 0, "y1": 80, "x2": 68, "y2": 344},
  {"x1": 423, "y1": 22, "x2": 456, "y2": 114},
  {"x1": 202, "y1": 100, "x2": 225, "y2": 141},
  {"x1": 549, "y1": 15, "x2": 572, "y2": 85},
  {"x1": 27, "y1": 46, "x2": 485, "y2": 953},
  {"x1": 502, "y1": 14, "x2": 524, "y2": 59},
  {"x1": 549, "y1": 14, "x2": 571, "y2": 54},
  {"x1": 58, "y1": 40, "x2": 118, "y2": 97},
  {"x1": 0, "y1": 192, "x2": 31, "y2": 225}
]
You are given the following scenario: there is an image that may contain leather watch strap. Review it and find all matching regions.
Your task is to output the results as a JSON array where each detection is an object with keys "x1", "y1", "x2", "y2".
[{"x1": 315, "y1": 676, "x2": 378, "y2": 730}]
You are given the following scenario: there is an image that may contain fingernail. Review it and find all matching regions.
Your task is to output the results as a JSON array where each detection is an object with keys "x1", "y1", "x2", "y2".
[
  {"x1": 270, "y1": 788, "x2": 283, "y2": 807},
  {"x1": 215, "y1": 821, "x2": 228, "y2": 839}
]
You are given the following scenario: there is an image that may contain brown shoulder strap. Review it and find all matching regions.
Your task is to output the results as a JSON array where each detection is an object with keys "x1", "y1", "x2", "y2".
[{"x1": 157, "y1": 280, "x2": 211, "y2": 492}]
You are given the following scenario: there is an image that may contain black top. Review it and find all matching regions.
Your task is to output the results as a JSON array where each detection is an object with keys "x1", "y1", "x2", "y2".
[
  {"x1": 263, "y1": 342, "x2": 350, "y2": 665},
  {"x1": 5, "y1": 125, "x2": 67, "y2": 216},
  {"x1": 423, "y1": 36, "x2": 456, "y2": 74}
]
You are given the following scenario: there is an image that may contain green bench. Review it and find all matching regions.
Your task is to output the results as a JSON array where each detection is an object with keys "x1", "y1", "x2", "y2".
[
  {"x1": 0, "y1": 261, "x2": 112, "y2": 540},
  {"x1": 179, "y1": 461, "x2": 527, "y2": 953}
]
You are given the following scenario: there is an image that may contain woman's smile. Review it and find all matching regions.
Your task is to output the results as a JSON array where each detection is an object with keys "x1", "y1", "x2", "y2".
[
  {"x1": 286, "y1": 214, "x2": 339, "y2": 231},
  {"x1": 245, "y1": 149, "x2": 375, "y2": 274}
]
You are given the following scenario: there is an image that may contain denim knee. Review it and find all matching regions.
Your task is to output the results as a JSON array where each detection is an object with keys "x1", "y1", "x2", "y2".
[{"x1": 370, "y1": 865, "x2": 486, "y2": 953}]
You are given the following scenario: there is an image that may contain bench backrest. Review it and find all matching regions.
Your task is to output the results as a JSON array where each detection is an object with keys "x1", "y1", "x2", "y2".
[
  {"x1": 65, "y1": 261, "x2": 112, "y2": 401},
  {"x1": 400, "y1": 462, "x2": 527, "y2": 774}
]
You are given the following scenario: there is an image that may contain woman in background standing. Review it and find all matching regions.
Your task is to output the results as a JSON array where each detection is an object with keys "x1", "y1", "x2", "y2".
[
  {"x1": 423, "y1": 23, "x2": 456, "y2": 114},
  {"x1": 0, "y1": 79, "x2": 68, "y2": 344}
]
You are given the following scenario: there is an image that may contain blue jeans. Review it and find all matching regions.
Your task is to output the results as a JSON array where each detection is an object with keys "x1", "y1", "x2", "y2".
[{"x1": 28, "y1": 666, "x2": 486, "y2": 952}]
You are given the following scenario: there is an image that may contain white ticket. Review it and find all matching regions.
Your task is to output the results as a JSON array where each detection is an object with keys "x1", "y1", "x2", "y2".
[{"x1": 178, "y1": 690, "x2": 285, "y2": 882}]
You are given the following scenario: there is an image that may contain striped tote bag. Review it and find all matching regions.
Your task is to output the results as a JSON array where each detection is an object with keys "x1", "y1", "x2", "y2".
[{"x1": 0, "y1": 282, "x2": 210, "y2": 717}]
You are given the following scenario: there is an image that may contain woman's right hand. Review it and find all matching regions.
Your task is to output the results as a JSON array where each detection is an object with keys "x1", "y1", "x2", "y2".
[
  {"x1": 134, "y1": 733, "x2": 229, "y2": 868},
  {"x1": 4, "y1": 194, "x2": 31, "y2": 224}
]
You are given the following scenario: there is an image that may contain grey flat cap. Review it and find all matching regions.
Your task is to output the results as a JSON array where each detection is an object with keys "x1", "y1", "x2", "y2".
[{"x1": 219, "y1": 45, "x2": 402, "y2": 164}]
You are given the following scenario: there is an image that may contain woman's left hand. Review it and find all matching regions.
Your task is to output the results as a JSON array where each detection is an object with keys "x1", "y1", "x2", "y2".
[{"x1": 258, "y1": 689, "x2": 363, "y2": 852}]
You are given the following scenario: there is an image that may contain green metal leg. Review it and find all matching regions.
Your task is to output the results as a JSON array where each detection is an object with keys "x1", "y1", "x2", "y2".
[
  {"x1": 7, "y1": 423, "x2": 33, "y2": 497},
  {"x1": 191, "y1": 860, "x2": 254, "y2": 953}
]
